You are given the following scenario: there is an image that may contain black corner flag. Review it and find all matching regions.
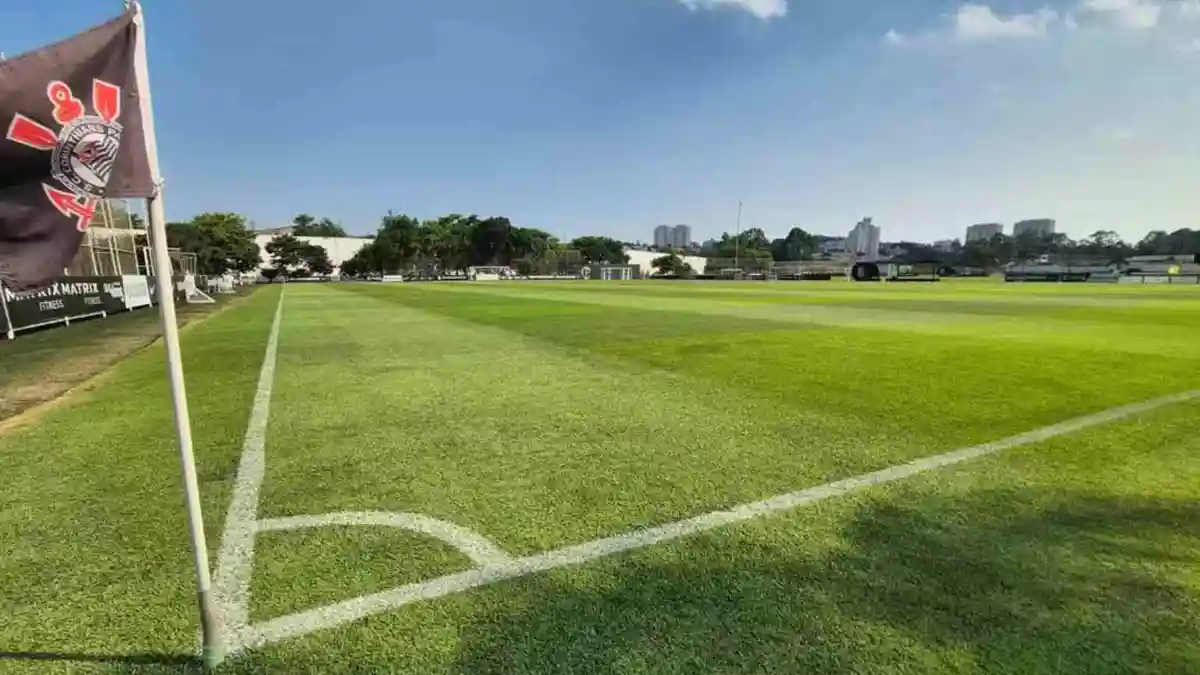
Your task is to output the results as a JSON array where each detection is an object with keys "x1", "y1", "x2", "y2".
[{"x1": 0, "y1": 10, "x2": 153, "y2": 290}]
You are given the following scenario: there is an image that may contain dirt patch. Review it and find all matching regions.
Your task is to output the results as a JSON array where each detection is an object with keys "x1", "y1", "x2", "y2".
[
  {"x1": 0, "y1": 287, "x2": 261, "y2": 435},
  {"x1": 0, "y1": 334, "x2": 150, "y2": 419}
]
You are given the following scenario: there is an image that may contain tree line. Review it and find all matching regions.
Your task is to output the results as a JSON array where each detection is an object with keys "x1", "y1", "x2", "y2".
[
  {"x1": 952, "y1": 229, "x2": 1200, "y2": 269},
  {"x1": 151, "y1": 209, "x2": 1200, "y2": 279},
  {"x1": 337, "y1": 213, "x2": 630, "y2": 278},
  {"x1": 674, "y1": 226, "x2": 1199, "y2": 270}
]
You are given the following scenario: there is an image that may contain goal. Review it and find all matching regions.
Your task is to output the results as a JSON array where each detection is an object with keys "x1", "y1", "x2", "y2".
[
  {"x1": 468, "y1": 266, "x2": 514, "y2": 281},
  {"x1": 599, "y1": 266, "x2": 632, "y2": 281}
]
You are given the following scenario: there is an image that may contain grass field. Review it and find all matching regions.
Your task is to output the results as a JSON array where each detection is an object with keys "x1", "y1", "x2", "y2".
[
  {"x1": 0, "y1": 293, "x2": 249, "y2": 424},
  {"x1": 2, "y1": 279, "x2": 1199, "y2": 674}
]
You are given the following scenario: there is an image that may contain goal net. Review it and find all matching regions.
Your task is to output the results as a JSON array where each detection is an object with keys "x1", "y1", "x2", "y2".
[
  {"x1": 468, "y1": 266, "x2": 514, "y2": 281},
  {"x1": 183, "y1": 275, "x2": 216, "y2": 304},
  {"x1": 600, "y1": 266, "x2": 632, "y2": 281}
]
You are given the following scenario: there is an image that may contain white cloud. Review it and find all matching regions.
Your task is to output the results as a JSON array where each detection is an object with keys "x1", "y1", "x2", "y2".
[
  {"x1": 1178, "y1": 37, "x2": 1200, "y2": 51},
  {"x1": 677, "y1": 0, "x2": 788, "y2": 20},
  {"x1": 1078, "y1": 0, "x2": 1162, "y2": 30},
  {"x1": 954, "y1": 4, "x2": 1059, "y2": 40},
  {"x1": 882, "y1": 1, "x2": 1200, "y2": 48}
]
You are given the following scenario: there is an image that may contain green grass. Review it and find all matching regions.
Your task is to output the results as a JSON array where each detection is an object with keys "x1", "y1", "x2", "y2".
[
  {"x1": 1, "y1": 279, "x2": 1198, "y2": 674},
  {"x1": 0, "y1": 292, "x2": 253, "y2": 422}
]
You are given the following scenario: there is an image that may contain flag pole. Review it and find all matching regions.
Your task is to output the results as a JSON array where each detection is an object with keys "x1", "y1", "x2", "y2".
[{"x1": 128, "y1": 1, "x2": 224, "y2": 668}]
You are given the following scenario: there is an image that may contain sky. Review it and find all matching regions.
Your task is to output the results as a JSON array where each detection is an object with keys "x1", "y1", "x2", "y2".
[{"x1": 3, "y1": 0, "x2": 1198, "y2": 243}]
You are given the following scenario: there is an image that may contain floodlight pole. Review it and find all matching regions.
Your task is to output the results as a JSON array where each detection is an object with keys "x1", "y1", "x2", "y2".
[
  {"x1": 734, "y1": 200, "x2": 742, "y2": 270},
  {"x1": 130, "y1": 1, "x2": 224, "y2": 668}
]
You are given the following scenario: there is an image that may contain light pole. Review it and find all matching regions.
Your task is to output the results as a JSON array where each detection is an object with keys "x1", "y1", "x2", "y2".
[{"x1": 734, "y1": 200, "x2": 743, "y2": 271}]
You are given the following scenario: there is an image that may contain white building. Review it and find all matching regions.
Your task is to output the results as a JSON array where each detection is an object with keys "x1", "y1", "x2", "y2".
[
  {"x1": 846, "y1": 218, "x2": 881, "y2": 261},
  {"x1": 966, "y1": 222, "x2": 1003, "y2": 242},
  {"x1": 624, "y1": 248, "x2": 708, "y2": 277},
  {"x1": 254, "y1": 233, "x2": 372, "y2": 276}
]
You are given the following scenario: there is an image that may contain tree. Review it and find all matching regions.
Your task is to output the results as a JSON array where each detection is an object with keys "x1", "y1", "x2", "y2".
[
  {"x1": 301, "y1": 242, "x2": 334, "y2": 276},
  {"x1": 165, "y1": 212, "x2": 260, "y2": 275},
  {"x1": 292, "y1": 214, "x2": 348, "y2": 237},
  {"x1": 341, "y1": 241, "x2": 379, "y2": 278},
  {"x1": 470, "y1": 216, "x2": 513, "y2": 265},
  {"x1": 770, "y1": 227, "x2": 818, "y2": 261},
  {"x1": 651, "y1": 253, "x2": 694, "y2": 277},
  {"x1": 374, "y1": 213, "x2": 423, "y2": 272},
  {"x1": 1135, "y1": 229, "x2": 1200, "y2": 256},
  {"x1": 265, "y1": 233, "x2": 305, "y2": 275},
  {"x1": 569, "y1": 236, "x2": 629, "y2": 264}
]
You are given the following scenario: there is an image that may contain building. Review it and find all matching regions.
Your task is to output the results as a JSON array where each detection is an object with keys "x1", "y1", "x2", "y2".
[
  {"x1": 652, "y1": 224, "x2": 692, "y2": 250},
  {"x1": 846, "y1": 217, "x2": 881, "y2": 261},
  {"x1": 624, "y1": 248, "x2": 708, "y2": 277},
  {"x1": 933, "y1": 239, "x2": 957, "y2": 253},
  {"x1": 965, "y1": 222, "x2": 1003, "y2": 242},
  {"x1": 818, "y1": 237, "x2": 847, "y2": 255},
  {"x1": 653, "y1": 225, "x2": 671, "y2": 249},
  {"x1": 254, "y1": 234, "x2": 371, "y2": 277},
  {"x1": 1012, "y1": 219, "x2": 1056, "y2": 238},
  {"x1": 673, "y1": 225, "x2": 692, "y2": 249}
]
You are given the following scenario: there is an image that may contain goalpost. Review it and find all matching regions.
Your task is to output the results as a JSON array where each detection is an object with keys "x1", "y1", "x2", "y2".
[
  {"x1": 467, "y1": 266, "x2": 513, "y2": 281},
  {"x1": 600, "y1": 266, "x2": 632, "y2": 281},
  {"x1": 141, "y1": 247, "x2": 216, "y2": 303}
]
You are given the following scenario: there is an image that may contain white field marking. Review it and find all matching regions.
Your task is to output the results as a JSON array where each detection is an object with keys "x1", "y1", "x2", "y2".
[
  {"x1": 256, "y1": 511, "x2": 514, "y2": 567},
  {"x1": 213, "y1": 289, "x2": 285, "y2": 647},
  {"x1": 229, "y1": 388, "x2": 1200, "y2": 654}
]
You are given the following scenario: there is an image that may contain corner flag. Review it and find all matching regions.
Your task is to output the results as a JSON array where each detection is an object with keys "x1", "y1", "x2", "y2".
[
  {"x1": 0, "y1": 11, "x2": 153, "y2": 289},
  {"x1": 0, "y1": 4, "x2": 224, "y2": 668}
]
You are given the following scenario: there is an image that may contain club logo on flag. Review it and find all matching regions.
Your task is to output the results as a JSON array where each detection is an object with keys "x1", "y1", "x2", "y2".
[{"x1": 5, "y1": 79, "x2": 125, "y2": 232}]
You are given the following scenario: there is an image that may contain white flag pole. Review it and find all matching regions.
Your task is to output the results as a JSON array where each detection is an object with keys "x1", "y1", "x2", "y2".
[{"x1": 128, "y1": 1, "x2": 225, "y2": 668}]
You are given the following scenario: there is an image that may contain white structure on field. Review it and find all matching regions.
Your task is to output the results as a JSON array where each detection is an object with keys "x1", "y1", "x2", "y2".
[
  {"x1": 846, "y1": 217, "x2": 881, "y2": 261},
  {"x1": 624, "y1": 248, "x2": 708, "y2": 277},
  {"x1": 254, "y1": 233, "x2": 372, "y2": 277}
]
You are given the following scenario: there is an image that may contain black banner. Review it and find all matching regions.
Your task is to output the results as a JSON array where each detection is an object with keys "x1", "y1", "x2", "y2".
[{"x1": 1, "y1": 276, "x2": 124, "y2": 331}]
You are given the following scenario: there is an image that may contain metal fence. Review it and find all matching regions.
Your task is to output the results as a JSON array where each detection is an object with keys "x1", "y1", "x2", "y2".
[{"x1": 64, "y1": 199, "x2": 145, "y2": 277}]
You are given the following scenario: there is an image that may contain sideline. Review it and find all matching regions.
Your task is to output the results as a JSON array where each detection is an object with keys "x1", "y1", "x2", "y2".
[
  {"x1": 0, "y1": 286, "x2": 267, "y2": 438},
  {"x1": 212, "y1": 287, "x2": 285, "y2": 650}
]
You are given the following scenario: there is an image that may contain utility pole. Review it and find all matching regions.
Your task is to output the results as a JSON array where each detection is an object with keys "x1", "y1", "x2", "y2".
[{"x1": 734, "y1": 200, "x2": 743, "y2": 271}]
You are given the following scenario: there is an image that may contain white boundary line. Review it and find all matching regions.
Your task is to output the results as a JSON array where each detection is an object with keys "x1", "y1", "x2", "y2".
[
  {"x1": 256, "y1": 511, "x2": 514, "y2": 567},
  {"x1": 212, "y1": 288, "x2": 285, "y2": 649},
  {"x1": 211, "y1": 287, "x2": 1200, "y2": 656}
]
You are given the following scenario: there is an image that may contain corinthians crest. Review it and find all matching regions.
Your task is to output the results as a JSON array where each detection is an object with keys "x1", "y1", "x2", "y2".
[{"x1": 5, "y1": 79, "x2": 125, "y2": 231}]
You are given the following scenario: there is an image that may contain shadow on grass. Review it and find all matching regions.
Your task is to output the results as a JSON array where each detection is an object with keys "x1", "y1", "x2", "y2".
[
  {"x1": 0, "y1": 650, "x2": 197, "y2": 673},
  {"x1": 455, "y1": 489, "x2": 1200, "y2": 674}
]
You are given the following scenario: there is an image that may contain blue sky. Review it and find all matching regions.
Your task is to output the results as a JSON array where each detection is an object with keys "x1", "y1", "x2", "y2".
[{"x1": 4, "y1": 0, "x2": 1198, "y2": 242}]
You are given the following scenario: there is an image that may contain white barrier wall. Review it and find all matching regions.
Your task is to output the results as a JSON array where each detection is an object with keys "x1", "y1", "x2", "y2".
[
  {"x1": 255, "y1": 235, "x2": 373, "y2": 276},
  {"x1": 624, "y1": 249, "x2": 708, "y2": 277}
]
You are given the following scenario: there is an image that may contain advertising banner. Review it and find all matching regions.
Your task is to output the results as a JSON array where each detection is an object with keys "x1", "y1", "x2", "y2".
[
  {"x1": 0, "y1": 290, "x2": 10, "y2": 338},
  {"x1": 121, "y1": 274, "x2": 153, "y2": 309},
  {"x1": 2, "y1": 276, "x2": 124, "y2": 332}
]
